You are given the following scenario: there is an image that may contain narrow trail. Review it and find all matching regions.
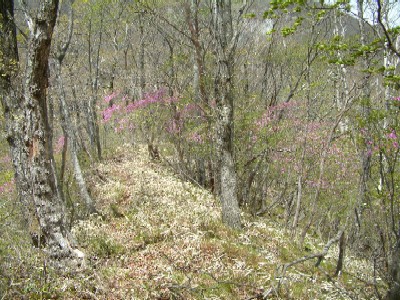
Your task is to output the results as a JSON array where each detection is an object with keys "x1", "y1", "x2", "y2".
[
  {"x1": 72, "y1": 145, "x2": 280, "y2": 299},
  {"x1": 64, "y1": 145, "x2": 368, "y2": 299}
]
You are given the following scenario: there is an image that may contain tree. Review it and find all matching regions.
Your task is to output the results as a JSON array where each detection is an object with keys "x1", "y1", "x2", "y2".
[
  {"x1": 54, "y1": 0, "x2": 96, "y2": 214},
  {"x1": 0, "y1": 0, "x2": 82, "y2": 259},
  {"x1": 212, "y1": 0, "x2": 243, "y2": 229}
]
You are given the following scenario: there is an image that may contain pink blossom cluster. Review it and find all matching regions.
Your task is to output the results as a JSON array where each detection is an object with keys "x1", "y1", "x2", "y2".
[
  {"x1": 387, "y1": 129, "x2": 399, "y2": 148},
  {"x1": 102, "y1": 89, "x2": 179, "y2": 127},
  {"x1": 359, "y1": 127, "x2": 399, "y2": 157},
  {"x1": 127, "y1": 90, "x2": 178, "y2": 113},
  {"x1": 181, "y1": 103, "x2": 203, "y2": 116},
  {"x1": 126, "y1": 97, "x2": 161, "y2": 113},
  {"x1": 165, "y1": 102, "x2": 206, "y2": 144},
  {"x1": 103, "y1": 104, "x2": 121, "y2": 123}
]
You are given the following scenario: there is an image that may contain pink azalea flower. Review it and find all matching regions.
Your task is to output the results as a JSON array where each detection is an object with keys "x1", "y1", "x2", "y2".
[{"x1": 388, "y1": 130, "x2": 397, "y2": 139}]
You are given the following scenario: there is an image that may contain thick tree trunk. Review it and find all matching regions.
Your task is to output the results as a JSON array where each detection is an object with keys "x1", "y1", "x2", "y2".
[
  {"x1": 0, "y1": 0, "x2": 31, "y2": 222},
  {"x1": 0, "y1": 0, "x2": 81, "y2": 259}
]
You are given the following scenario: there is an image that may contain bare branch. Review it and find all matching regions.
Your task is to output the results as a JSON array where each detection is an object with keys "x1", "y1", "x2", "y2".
[
  {"x1": 56, "y1": 0, "x2": 74, "y2": 61},
  {"x1": 376, "y1": 0, "x2": 400, "y2": 58},
  {"x1": 280, "y1": 227, "x2": 345, "y2": 278}
]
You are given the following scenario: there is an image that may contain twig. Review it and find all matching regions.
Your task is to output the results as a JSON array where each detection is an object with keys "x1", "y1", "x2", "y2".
[{"x1": 279, "y1": 227, "x2": 345, "y2": 283}]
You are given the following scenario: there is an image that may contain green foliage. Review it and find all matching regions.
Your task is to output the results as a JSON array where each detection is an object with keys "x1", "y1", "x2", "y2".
[
  {"x1": 0, "y1": 169, "x2": 13, "y2": 185},
  {"x1": 281, "y1": 17, "x2": 303, "y2": 37},
  {"x1": 87, "y1": 234, "x2": 125, "y2": 258},
  {"x1": 263, "y1": 0, "x2": 306, "y2": 20},
  {"x1": 317, "y1": 35, "x2": 362, "y2": 66},
  {"x1": 243, "y1": 13, "x2": 256, "y2": 19}
]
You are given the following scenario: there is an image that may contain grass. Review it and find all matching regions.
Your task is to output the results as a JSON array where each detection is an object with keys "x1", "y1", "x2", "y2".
[{"x1": 0, "y1": 144, "x2": 385, "y2": 299}]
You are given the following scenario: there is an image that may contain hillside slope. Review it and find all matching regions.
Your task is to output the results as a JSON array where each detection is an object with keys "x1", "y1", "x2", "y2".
[{"x1": 59, "y1": 145, "x2": 378, "y2": 299}]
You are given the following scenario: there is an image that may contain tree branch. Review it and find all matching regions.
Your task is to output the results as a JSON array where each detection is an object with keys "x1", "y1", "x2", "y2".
[
  {"x1": 280, "y1": 227, "x2": 345, "y2": 277},
  {"x1": 376, "y1": 0, "x2": 400, "y2": 59}
]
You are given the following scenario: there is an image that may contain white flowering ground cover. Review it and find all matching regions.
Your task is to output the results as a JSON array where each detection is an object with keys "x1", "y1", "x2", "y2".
[{"x1": 57, "y1": 144, "x2": 382, "y2": 299}]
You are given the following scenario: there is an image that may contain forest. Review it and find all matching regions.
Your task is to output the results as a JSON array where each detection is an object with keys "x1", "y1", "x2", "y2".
[{"x1": 1, "y1": 0, "x2": 400, "y2": 299}]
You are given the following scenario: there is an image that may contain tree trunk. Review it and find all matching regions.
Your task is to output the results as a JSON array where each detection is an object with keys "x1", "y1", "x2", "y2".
[
  {"x1": 54, "y1": 1, "x2": 96, "y2": 214},
  {"x1": 213, "y1": 0, "x2": 241, "y2": 229},
  {"x1": 335, "y1": 230, "x2": 346, "y2": 276},
  {"x1": 187, "y1": 0, "x2": 208, "y2": 188},
  {"x1": 0, "y1": 0, "x2": 31, "y2": 223},
  {"x1": 87, "y1": 16, "x2": 102, "y2": 160},
  {"x1": 387, "y1": 240, "x2": 400, "y2": 300},
  {"x1": 138, "y1": 10, "x2": 146, "y2": 100},
  {"x1": 355, "y1": 0, "x2": 372, "y2": 236},
  {"x1": 333, "y1": 10, "x2": 349, "y2": 133},
  {"x1": 0, "y1": 0, "x2": 81, "y2": 259}
]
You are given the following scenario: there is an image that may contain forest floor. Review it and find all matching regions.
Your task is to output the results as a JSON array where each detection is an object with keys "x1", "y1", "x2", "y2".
[{"x1": 1, "y1": 144, "x2": 381, "y2": 299}]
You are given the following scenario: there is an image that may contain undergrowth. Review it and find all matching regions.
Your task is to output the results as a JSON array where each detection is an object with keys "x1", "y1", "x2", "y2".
[{"x1": 0, "y1": 144, "x2": 384, "y2": 299}]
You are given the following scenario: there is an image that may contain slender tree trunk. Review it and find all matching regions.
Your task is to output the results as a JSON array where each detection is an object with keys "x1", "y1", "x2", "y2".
[
  {"x1": 333, "y1": 11, "x2": 349, "y2": 133},
  {"x1": 335, "y1": 230, "x2": 346, "y2": 276},
  {"x1": 355, "y1": 0, "x2": 372, "y2": 234},
  {"x1": 213, "y1": 0, "x2": 241, "y2": 229},
  {"x1": 87, "y1": 15, "x2": 102, "y2": 160},
  {"x1": 68, "y1": 67, "x2": 91, "y2": 159},
  {"x1": 375, "y1": 3, "x2": 400, "y2": 297},
  {"x1": 185, "y1": 0, "x2": 208, "y2": 186},
  {"x1": 54, "y1": 0, "x2": 95, "y2": 214},
  {"x1": 292, "y1": 175, "x2": 303, "y2": 232},
  {"x1": 60, "y1": 130, "x2": 68, "y2": 188},
  {"x1": 138, "y1": 10, "x2": 146, "y2": 100},
  {"x1": 300, "y1": 108, "x2": 346, "y2": 245},
  {"x1": 59, "y1": 95, "x2": 96, "y2": 214}
]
